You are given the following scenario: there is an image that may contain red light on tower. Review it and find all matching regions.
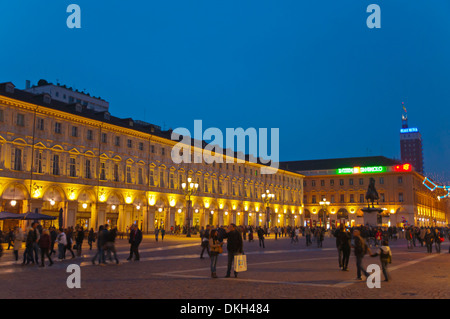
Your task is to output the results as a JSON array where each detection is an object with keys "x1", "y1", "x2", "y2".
[{"x1": 393, "y1": 163, "x2": 412, "y2": 172}]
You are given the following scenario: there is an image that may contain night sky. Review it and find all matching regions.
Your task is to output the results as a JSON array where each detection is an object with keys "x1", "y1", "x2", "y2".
[{"x1": 1, "y1": 1, "x2": 449, "y2": 182}]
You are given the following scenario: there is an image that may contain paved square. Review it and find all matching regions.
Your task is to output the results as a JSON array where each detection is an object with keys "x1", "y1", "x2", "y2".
[{"x1": 0, "y1": 234, "x2": 448, "y2": 299}]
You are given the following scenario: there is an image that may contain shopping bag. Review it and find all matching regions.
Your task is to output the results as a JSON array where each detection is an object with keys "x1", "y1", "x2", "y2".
[{"x1": 234, "y1": 254, "x2": 247, "y2": 272}]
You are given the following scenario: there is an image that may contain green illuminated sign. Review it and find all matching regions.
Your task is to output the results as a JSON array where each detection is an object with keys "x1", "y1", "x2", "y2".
[{"x1": 336, "y1": 166, "x2": 387, "y2": 175}]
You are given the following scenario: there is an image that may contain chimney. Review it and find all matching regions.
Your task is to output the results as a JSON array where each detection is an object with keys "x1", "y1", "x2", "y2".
[{"x1": 25, "y1": 80, "x2": 31, "y2": 89}]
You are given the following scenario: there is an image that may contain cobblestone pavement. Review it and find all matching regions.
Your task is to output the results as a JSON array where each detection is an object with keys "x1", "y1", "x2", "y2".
[{"x1": 0, "y1": 234, "x2": 449, "y2": 299}]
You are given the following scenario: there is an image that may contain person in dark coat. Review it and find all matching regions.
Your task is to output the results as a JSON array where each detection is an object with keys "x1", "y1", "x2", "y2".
[
  {"x1": 38, "y1": 229, "x2": 53, "y2": 267},
  {"x1": 127, "y1": 224, "x2": 142, "y2": 261},
  {"x1": 75, "y1": 226, "x2": 85, "y2": 257},
  {"x1": 337, "y1": 226, "x2": 352, "y2": 271},
  {"x1": 88, "y1": 228, "x2": 95, "y2": 250},
  {"x1": 49, "y1": 227, "x2": 57, "y2": 256},
  {"x1": 257, "y1": 226, "x2": 265, "y2": 248},
  {"x1": 91, "y1": 225, "x2": 106, "y2": 265},
  {"x1": 222, "y1": 223, "x2": 243, "y2": 278},
  {"x1": 424, "y1": 229, "x2": 434, "y2": 253},
  {"x1": 335, "y1": 225, "x2": 344, "y2": 269},
  {"x1": 200, "y1": 225, "x2": 211, "y2": 259},
  {"x1": 352, "y1": 229, "x2": 372, "y2": 280}
]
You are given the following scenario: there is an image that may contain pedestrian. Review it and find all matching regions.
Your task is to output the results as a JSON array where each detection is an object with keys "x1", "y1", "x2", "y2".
[
  {"x1": 424, "y1": 229, "x2": 434, "y2": 253},
  {"x1": 56, "y1": 228, "x2": 67, "y2": 260},
  {"x1": 30, "y1": 222, "x2": 40, "y2": 264},
  {"x1": 75, "y1": 226, "x2": 85, "y2": 257},
  {"x1": 290, "y1": 228, "x2": 296, "y2": 244},
  {"x1": 7, "y1": 228, "x2": 13, "y2": 250},
  {"x1": 352, "y1": 229, "x2": 372, "y2": 280},
  {"x1": 49, "y1": 227, "x2": 57, "y2": 256},
  {"x1": 105, "y1": 226, "x2": 119, "y2": 264},
  {"x1": 160, "y1": 227, "x2": 165, "y2": 241},
  {"x1": 222, "y1": 224, "x2": 244, "y2": 278},
  {"x1": 127, "y1": 224, "x2": 142, "y2": 261},
  {"x1": 305, "y1": 226, "x2": 312, "y2": 246},
  {"x1": 257, "y1": 226, "x2": 265, "y2": 248},
  {"x1": 405, "y1": 227, "x2": 413, "y2": 249},
  {"x1": 434, "y1": 229, "x2": 443, "y2": 253},
  {"x1": 317, "y1": 228, "x2": 324, "y2": 248},
  {"x1": 88, "y1": 228, "x2": 95, "y2": 250},
  {"x1": 248, "y1": 227, "x2": 254, "y2": 242},
  {"x1": 335, "y1": 224, "x2": 344, "y2": 269},
  {"x1": 375, "y1": 228, "x2": 382, "y2": 247},
  {"x1": 155, "y1": 227, "x2": 159, "y2": 242},
  {"x1": 200, "y1": 225, "x2": 211, "y2": 259},
  {"x1": 38, "y1": 229, "x2": 53, "y2": 267},
  {"x1": 370, "y1": 240, "x2": 392, "y2": 282},
  {"x1": 23, "y1": 224, "x2": 38, "y2": 265},
  {"x1": 13, "y1": 226, "x2": 24, "y2": 263},
  {"x1": 65, "y1": 227, "x2": 75, "y2": 259},
  {"x1": 338, "y1": 226, "x2": 352, "y2": 271},
  {"x1": 92, "y1": 225, "x2": 106, "y2": 265},
  {"x1": 419, "y1": 227, "x2": 426, "y2": 247},
  {"x1": 209, "y1": 228, "x2": 223, "y2": 278}
]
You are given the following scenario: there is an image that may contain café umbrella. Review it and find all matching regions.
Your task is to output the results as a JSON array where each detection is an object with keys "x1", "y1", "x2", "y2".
[
  {"x1": 21, "y1": 212, "x2": 57, "y2": 221},
  {"x1": 0, "y1": 211, "x2": 21, "y2": 220}
]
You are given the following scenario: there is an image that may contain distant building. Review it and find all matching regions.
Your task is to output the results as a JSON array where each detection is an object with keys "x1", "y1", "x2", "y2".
[
  {"x1": 24, "y1": 79, "x2": 109, "y2": 113},
  {"x1": 400, "y1": 102, "x2": 424, "y2": 173},
  {"x1": 0, "y1": 81, "x2": 304, "y2": 232},
  {"x1": 281, "y1": 156, "x2": 448, "y2": 228}
]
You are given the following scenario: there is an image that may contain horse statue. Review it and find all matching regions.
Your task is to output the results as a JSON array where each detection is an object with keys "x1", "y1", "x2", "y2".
[{"x1": 365, "y1": 177, "x2": 379, "y2": 208}]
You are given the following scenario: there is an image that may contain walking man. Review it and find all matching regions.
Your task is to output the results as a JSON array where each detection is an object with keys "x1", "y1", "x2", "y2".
[
  {"x1": 200, "y1": 225, "x2": 211, "y2": 259},
  {"x1": 127, "y1": 224, "x2": 142, "y2": 261},
  {"x1": 257, "y1": 226, "x2": 265, "y2": 248},
  {"x1": 222, "y1": 224, "x2": 243, "y2": 278}
]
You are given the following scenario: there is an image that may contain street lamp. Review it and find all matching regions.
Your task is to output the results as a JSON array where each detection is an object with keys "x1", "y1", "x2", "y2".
[
  {"x1": 181, "y1": 177, "x2": 199, "y2": 237},
  {"x1": 319, "y1": 198, "x2": 330, "y2": 228},
  {"x1": 261, "y1": 189, "x2": 274, "y2": 231}
]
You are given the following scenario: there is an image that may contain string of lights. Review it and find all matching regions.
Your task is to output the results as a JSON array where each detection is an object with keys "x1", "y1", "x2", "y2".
[{"x1": 422, "y1": 177, "x2": 450, "y2": 201}]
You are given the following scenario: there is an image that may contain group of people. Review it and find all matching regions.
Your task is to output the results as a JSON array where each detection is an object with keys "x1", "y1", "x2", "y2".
[
  {"x1": 0, "y1": 223, "x2": 87, "y2": 267},
  {"x1": 0, "y1": 222, "x2": 146, "y2": 267},
  {"x1": 199, "y1": 224, "x2": 244, "y2": 278}
]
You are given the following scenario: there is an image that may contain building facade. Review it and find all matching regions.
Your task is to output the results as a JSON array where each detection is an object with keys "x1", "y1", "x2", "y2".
[
  {"x1": 281, "y1": 156, "x2": 448, "y2": 228},
  {"x1": 0, "y1": 82, "x2": 304, "y2": 233},
  {"x1": 25, "y1": 79, "x2": 109, "y2": 113},
  {"x1": 400, "y1": 104, "x2": 424, "y2": 174}
]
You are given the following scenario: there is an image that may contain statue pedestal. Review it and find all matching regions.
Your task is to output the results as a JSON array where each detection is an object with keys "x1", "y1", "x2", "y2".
[{"x1": 361, "y1": 207, "x2": 384, "y2": 227}]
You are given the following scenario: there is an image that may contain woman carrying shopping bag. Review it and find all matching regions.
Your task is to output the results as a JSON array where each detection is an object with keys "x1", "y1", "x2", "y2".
[{"x1": 209, "y1": 229, "x2": 223, "y2": 278}]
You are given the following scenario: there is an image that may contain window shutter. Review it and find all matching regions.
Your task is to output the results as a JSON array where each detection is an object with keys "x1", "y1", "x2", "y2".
[
  {"x1": 50, "y1": 153, "x2": 54, "y2": 174},
  {"x1": 10, "y1": 147, "x2": 15, "y2": 170}
]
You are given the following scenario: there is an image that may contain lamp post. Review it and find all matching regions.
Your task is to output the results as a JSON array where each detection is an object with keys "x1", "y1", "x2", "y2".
[
  {"x1": 182, "y1": 177, "x2": 199, "y2": 237},
  {"x1": 261, "y1": 189, "x2": 274, "y2": 232},
  {"x1": 319, "y1": 198, "x2": 330, "y2": 228}
]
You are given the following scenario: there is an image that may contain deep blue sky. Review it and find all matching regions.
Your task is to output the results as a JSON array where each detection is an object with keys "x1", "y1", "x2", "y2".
[{"x1": 1, "y1": 1, "x2": 449, "y2": 182}]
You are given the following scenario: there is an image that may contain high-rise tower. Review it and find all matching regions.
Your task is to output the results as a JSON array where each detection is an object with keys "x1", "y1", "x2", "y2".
[{"x1": 400, "y1": 102, "x2": 424, "y2": 173}]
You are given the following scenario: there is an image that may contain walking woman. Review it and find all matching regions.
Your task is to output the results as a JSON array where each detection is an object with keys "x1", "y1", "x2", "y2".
[
  {"x1": 38, "y1": 229, "x2": 53, "y2": 267},
  {"x1": 13, "y1": 226, "x2": 23, "y2": 263},
  {"x1": 352, "y1": 229, "x2": 372, "y2": 280},
  {"x1": 425, "y1": 229, "x2": 434, "y2": 253},
  {"x1": 209, "y1": 229, "x2": 223, "y2": 278},
  {"x1": 88, "y1": 228, "x2": 95, "y2": 250}
]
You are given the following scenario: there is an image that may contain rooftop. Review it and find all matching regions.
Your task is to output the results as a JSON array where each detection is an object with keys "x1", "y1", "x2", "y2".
[{"x1": 279, "y1": 156, "x2": 402, "y2": 172}]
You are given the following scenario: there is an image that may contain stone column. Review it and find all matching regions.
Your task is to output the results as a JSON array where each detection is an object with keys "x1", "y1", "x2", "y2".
[
  {"x1": 218, "y1": 209, "x2": 224, "y2": 227},
  {"x1": 147, "y1": 206, "x2": 156, "y2": 233},
  {"x1": 168, "y1": 207, "x2": 176, "y2": 231},
  {"x1": 96, "y1": 203, "x2": 107, "y2": 228},
  {"x1": 243, "y1": 212, "x2": 248, "y2": 226},
  {"x1": 90, "y1": 203, "x2": 98, "y2": 231},
  {"x1": 117, "y1": 204, "x2": 125, "y2": 232},
  {"x1": 66, "y1": 200, "x2": 78, "y2": 229}
]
